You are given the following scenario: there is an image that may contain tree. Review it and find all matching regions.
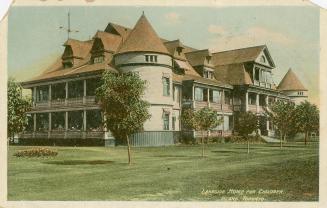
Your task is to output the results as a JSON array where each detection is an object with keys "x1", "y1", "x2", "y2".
[
  {"x1": 264, "y1": 100, "x2": 297, "y2": 149},
  {"x1": 7, "y1": 78, "x2": 31, "y2": 143},
  {"x1": 181, "y1": 107, "x2": 221, "y2": 157},
  {"x1": 234, "y1": 111, "x2": 258, "y2": 154},
  {"x1": 295, "y1": 101, "x2": 319, "y2": 145},
  {"x1": 96, "y1": 71, "x2": 151, "y2": 165}
]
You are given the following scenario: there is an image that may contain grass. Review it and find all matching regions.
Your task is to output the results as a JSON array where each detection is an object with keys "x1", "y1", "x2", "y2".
[{"x1": 7, "y1": 142, "x2": 319, "y2": 201}]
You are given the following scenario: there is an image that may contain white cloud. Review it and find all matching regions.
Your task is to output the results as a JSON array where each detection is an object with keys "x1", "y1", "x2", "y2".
[
  {"x1": 164, "y1": 12, "x2": 181, "y2": 24},
  {"x1": 208, "y1": 26, "x2": 296, "y2": 51}
]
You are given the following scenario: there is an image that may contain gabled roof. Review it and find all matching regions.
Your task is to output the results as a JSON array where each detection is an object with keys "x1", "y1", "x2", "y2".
[
  {"x1": 173, "y1": 73, "x2": 232, "y2": 88},
  {"x1": 214, "y1": 64, "x2": 253, "y2": 86},
  {"x1": 22, "y1": 59, "x2": 117, "y2": 84},
  {"x1": 104, "y1": 22, "x2": 131, "y2": 41},
  {"x1": 164, "y1": 39, "x2": 187, "y2": 60},
  {"x1": 117, "y1": 14, "x2": 170, "y2": 55},
  {"x1": 63, "y1": 39, "x2": 93, "y2": 59},
  {"x1": 212, "y1": 45, "x2": 275, "y2": 67},
  {"x1": 93, "y1": 31, "x2": 122, "y2": 53},
  {"x1": 185, "y1": 49, "x2": 213, "y2": 67},
  {"x1": 277, "y1": 68, "x2": 307, "y2": 91}
]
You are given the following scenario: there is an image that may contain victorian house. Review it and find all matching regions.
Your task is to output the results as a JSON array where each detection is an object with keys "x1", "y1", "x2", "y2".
[{"x1": 20, "y1": 14, "x2": 307, "y2": 146}]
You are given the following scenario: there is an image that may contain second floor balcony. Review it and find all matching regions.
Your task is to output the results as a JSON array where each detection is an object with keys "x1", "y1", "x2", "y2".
[{"x1": 31, "y1": 77, "x2": 101, "y2": 110}]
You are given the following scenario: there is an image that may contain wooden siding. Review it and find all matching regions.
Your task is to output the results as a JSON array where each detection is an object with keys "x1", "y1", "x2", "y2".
[{"x1": 130, "y1": 131, "x2": 174, "y2": 147}]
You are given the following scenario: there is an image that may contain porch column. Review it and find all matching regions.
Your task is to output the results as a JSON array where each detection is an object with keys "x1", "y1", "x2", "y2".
[
  {"x1": 65, "y1": 82, "x2": 68, "y2": 105},
  {"x1": 33, "y1": 86, "x2": 37, "y2": 106},
  {"x1": 33, "y1": 113, "x2": 36, "y2": 132},
  {"x1": 245, "y1": 91, "x2": 249, "y2": 111},
  {"x1": 83, "y1": 79, "x2": 87, "y2": 104},
  {"x1": 221, "y1": 89, "x2": 225, "y2": 111},
  {"x1": 207, "y1": 88, "x2": 210, "y2": 107},
  {"x1": 192, "y1": 85, "x2": 196, "y2": 108},
  {"x1": 33, "y1": 113, "x2": 36, "y2": 138},
  {"x1": 83, "y1": 110, "x2": 87, "y2": 131},
  {"x1": 48, "y1": 112, "x2": 52, "y2": 138},
  {"x1": 83, "y1": 110, "x2": 87, "y2": 139},
  {"x1": 48, "y1": 85, "x2": 52, "y2": 107},
  {"x1": 256, "y1": 93, "x2": 259, "y2": 113},
  {"x1": 265, "y1": 95, "x2": 269, "y2": 107},
  {"x1": 65, "y1": 111, "x2": 68, "y2": 138}
]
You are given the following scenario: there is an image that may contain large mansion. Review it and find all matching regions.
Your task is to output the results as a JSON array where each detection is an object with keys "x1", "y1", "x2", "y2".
[{"x1": 20, "y1": 14, "x2": 308, "y2": 146}]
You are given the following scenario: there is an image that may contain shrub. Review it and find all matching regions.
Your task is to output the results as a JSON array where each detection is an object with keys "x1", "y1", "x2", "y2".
[
  {"x1": 14, "y1": 147, "x2": 58, "y2": 157},
  {"x1": 209, "y1": 137, "x2": 225, "y2": 143},
  {"x1": 225, "y1": 135, "x2": 266, "y2": 144}
]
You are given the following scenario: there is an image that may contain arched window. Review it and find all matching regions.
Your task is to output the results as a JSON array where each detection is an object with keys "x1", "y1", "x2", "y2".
[{"x1": 260, "y1": 55, "x2": 266, "y2": 63}]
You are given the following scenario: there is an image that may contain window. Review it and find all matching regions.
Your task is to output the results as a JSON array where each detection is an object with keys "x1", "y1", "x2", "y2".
[
  {"x1": 63, "y1": 61, "x2": 73, "y2": 68},
  {"x1": 51, "y1": 83, "x2": 66, "y2": 100},
  {"x1": 68, "y1": 111, "x2": 84, "y2": 131},
  {"x1": 177, "y1": 47, "x2": 183, "y2": 56},
  {"x1": 298, "y1": 91, "x2": 304, "y2": 96},
  {"x1": 68, "y1": 80, "x2": 84, "y2": 98},
  {"x1": 203, "y1": 70, "x2": 214, "y2": 79},
  {"x1": 210, "y1": 90, "x2": 221, "y2": 103},
  {"x1": 93, "y1": 56, "x2": 104, "y2": 64},
  {"x1": 224, "y1": 91, "x2": 231, "y2": 105},
  {"x1": 36, "y1": 113, "x2": 49, "y2": 131},
  {"x1": 255, "y1": 68, "x2": 260, "y2": 81},
  {"x1": 206, "y1": 56, "x2": 211, "y2": 64},
  {"x1": 248, "y1": 93, "x2": 256, "y2": 105},
  {"x1": 172, "y1": 116, "x2": 176, "y2": 131},
  {"x1": 145, "y1": 55, "x2": 158, "y2": 63},
  {"x1": 25, "y1": 114, "x2": 34, "y2": 132},
  {"x1": 86, "y1": 77, "x2": 101, "y2": 96},
  {"x1": 195, "y1": 87, "x2": 203, "y2": 101},
  {"x1": 163, "y1": 113, "x2": 169, "y2": 130},
  {"x1": 36, "y1": 86, "x2": 49, "y2": 102},
  {"x1": 163, "y1": 77, "x2": 170, "y2": 96},
  {"x1": 51, "y1": 112, "x2": 65, "y2": 131},
  {"x1": 229, "y1": 115, "x2": 234, "y2": 130},
  {"x1": 86, "y1": 110, "x2": 102, "y2": 131},
  {"x1": 173, "y1": 85, "x2": 181, "y2": 102},
  {"x1": 260, "y1": 55, "x2": 266, "y2": 63}
]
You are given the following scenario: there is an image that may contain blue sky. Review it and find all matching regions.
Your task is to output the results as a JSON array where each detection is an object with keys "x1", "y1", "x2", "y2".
[{"x1": 8, "y1": 6, "x2": 319, "y2": 105}]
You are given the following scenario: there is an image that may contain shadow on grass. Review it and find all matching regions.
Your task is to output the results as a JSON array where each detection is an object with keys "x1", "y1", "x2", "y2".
[
  {"x1": 211, "y1": 150, "x2": 244, "y2": 153},
  {"x1": 44, "y1": 160, "x2": 114, "y2": 165},
  {"x1": 153, "y1": 155, "x2": 203, "y2": 158}
]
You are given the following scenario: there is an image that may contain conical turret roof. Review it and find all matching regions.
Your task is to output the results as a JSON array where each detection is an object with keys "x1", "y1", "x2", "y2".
[
  {"x1": 117, "y1": 14, "x2": 169, "y2": 55},
  {"x1": 278, "y1": 68, "x2": 307, "y2": 91}
]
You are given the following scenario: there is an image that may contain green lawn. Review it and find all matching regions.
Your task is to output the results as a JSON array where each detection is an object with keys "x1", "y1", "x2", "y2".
[{"x1": 8, "y1": 143, "x2": 319, "y2": 201}]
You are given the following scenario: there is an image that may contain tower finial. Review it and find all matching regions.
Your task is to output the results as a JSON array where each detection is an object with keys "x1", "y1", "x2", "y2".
[{"x1": 142, "y1": 11, "x2": 145, "y2": 16}]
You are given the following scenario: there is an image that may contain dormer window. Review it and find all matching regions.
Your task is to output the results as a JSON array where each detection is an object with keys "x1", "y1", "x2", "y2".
[
  {"x1": 203, "y1": 69, "x2": 214, "y2": 79},
  {"x1": 62, "y1": 59, "x2": 73, "y2": 68},
  {"x1": 205, "y1": 56, "x2": 211, "y2": 64},
  {"x1": 145, "y1": 55, "x2": 158, "y2": 63},
  {"x1": 177, "y1": 47, "x2": 183, "y2": 56},
  {"x1": 93, "y1": 56, "x2": 104, "y2": 64}
]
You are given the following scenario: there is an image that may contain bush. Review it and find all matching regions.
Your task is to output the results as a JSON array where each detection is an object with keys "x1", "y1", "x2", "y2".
[
  {"x1": 209, "y1": 136, "x2": 225, "y2": 143},
  {"x1": 14, "y1": 148, "x2": 58, "y2": 157},
  {"x1": 224, "y1": 135, "x2": 266, "y2": 144}
]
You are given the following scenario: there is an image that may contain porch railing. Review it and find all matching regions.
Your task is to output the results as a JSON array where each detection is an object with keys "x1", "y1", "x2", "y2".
[
  {"x1": 19, "y1": 131, "x2": 105, "y2": 139},
  {"x1": 33, "y1": 96, "x2": 98, "y2": 109}
]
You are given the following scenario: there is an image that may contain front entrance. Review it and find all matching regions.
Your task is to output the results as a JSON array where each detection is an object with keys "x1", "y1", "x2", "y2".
[{"x1": 259, "y1": 116, "x2": 268, "y2": 136}]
